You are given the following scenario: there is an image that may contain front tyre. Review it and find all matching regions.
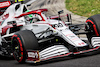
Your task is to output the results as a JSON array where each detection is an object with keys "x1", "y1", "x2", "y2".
[
  {"x1": 11, "y1": 30, "x2": 39, "y2": 63},
  {"x1": 86, "y1": 14, "x2": 100, "y2": 43}
]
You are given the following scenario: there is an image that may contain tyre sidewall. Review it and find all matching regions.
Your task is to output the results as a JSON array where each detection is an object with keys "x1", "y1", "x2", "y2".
[{"x1": 12, "y1": 34, "x2": 26, "y2": 63}]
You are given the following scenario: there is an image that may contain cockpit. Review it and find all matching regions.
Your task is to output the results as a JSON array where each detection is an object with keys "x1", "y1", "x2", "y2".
[{"x1": 24, "y1": 13, "x2": 42, "y2": 23}]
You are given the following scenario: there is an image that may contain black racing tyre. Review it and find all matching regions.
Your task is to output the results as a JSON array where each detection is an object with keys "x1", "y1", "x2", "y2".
[
  {"x1": 11, "y1": 30, "x2": 39, "y2": 63},
  {"x1": 86, "y1": 14, "x2": 100, "y2": 43}
]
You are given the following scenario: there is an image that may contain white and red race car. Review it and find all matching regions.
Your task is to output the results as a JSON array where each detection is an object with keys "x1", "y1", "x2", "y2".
[{"x1": 0, "y1": 3, "x2": 100, "y2": 64}]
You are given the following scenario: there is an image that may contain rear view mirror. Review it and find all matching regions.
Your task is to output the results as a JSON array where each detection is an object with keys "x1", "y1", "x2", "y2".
[
  {"x1": 58, "y1": 10, "x2": 64, "y2": 14},
  {"x1": 27, "y1": 4, "x2": 31, "y2": 7},
  {"x1": 7, "y1": 21, "x2": 16, "y2": 25}
]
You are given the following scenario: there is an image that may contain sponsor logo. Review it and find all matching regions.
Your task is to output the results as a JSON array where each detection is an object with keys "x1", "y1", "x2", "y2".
[
  {"x1": 0, "y1": 1, "x2": 10, "y2": 8},
  {"x1": 27, "y1": 51, "x2": 40, "y2": 62},
  {"x1": 28, "y1": 52, "x2": 39, "y2": 58}
]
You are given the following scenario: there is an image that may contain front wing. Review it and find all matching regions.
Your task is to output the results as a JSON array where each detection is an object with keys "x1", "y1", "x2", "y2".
[{"x1": 26, "y1": 45, "x2": 100, "y2": 63}]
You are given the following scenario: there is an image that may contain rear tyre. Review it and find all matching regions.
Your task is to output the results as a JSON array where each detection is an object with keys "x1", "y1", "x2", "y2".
[
  {"x1": 11, "y1": 30, "x2": 39, "y2": 63},
  {"x1": 86, "y1": 14, "x2": 100, "y2": 43}
]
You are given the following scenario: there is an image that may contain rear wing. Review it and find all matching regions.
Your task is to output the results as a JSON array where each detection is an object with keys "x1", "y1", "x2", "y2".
[{"x1": 0, "y1": 1, "x2": 11, "y2": 8}]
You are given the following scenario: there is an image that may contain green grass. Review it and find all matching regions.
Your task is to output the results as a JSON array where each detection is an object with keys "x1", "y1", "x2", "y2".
[{"x1": 65, "y1": 0, "x2": 100, "y2": 17}]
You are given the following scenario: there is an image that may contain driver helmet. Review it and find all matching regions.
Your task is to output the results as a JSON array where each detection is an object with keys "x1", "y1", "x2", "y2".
[{"x1": 25, "y1": 10, "x2": 33, "y2": 23}]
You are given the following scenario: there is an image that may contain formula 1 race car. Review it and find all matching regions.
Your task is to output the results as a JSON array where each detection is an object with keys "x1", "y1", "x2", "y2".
[{"x1": 0, "y1": 3, "x2": 100, "y2": 64}]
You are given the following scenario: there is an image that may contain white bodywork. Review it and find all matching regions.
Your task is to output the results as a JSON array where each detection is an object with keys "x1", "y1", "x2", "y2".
[
  {"x1": 0, "y1": 3, "x2": 28, "y2": 28},
  {"x1": 20, "y1": 19, "x2": 87, "y2": 47},
  {"x1": 91, "y1": 37, "x2": 100, "y2": 47},
  {"x1": 39, "y1": 45, "x2": 69, "y2": 60}
]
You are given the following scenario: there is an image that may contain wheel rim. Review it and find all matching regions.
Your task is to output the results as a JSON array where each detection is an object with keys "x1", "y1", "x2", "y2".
[
  {"x1": 86, "y1": 22, "x2": 96, "y2": 40},
  {"x1": 12, "y1": 38, "x2": 23, "y2": 62},
  {"x1": 86, "y1": 19, "x2": 99, "y2": 36}
]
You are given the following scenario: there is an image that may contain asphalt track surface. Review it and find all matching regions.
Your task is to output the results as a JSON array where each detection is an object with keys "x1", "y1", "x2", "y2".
[
  {"x1": 0, "y1": 0, "x2": 100, "y2": 67},
  {"x1": 0, "y1": 47, "x2": 100, "y2": 67}
]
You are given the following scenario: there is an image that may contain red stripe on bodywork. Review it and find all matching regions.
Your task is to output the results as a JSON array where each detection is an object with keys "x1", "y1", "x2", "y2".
[
  {"x1": 74, "y1": 46, "x2": 100, "y2": 54},
  {"x1": 15, "y1": 9, "x2": 48, "y2": 21}
]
